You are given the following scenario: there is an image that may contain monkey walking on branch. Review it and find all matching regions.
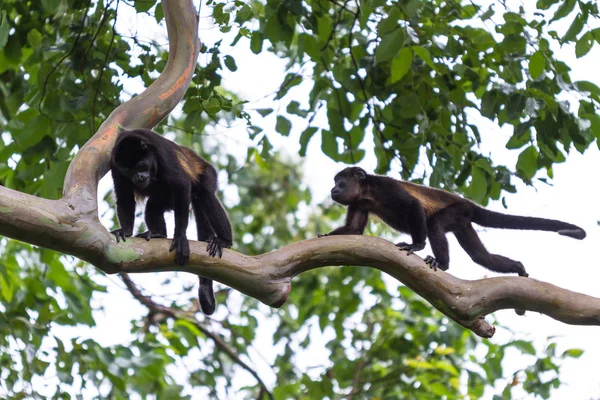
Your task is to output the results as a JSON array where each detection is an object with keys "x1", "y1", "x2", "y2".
[
  {"x1": 320, "y1": 167, "x2": 586, "y2": 277},
  {"x1": 110, "y1": 128, "x2": 233, "y2": 315}
]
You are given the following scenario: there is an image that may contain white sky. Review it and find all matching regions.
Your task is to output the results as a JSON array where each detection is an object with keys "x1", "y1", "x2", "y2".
[{"x1": 80, "y1": 1, "x2": 600, "y2": 399}]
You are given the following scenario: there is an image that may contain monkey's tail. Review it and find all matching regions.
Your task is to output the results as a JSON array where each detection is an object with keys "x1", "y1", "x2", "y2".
[
  {"x1": 198, "y1": 277, "x2": 216, "y2": 315},
  {"x1": 472, "y1": 207, "x2": 586, "y2": 240}
]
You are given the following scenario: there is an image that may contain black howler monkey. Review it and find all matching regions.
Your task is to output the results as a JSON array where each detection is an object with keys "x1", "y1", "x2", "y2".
[
  {"x1": 110, "y1": 128, "x2": 233, "y2": 315},
  {"x1": 321, "y1": 167, "x2": 586, "y2": 277}
]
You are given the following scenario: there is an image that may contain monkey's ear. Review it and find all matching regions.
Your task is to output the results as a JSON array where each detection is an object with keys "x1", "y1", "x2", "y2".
[{"x1": 356, "y1": 169, "x2": 366, "y2": 180}]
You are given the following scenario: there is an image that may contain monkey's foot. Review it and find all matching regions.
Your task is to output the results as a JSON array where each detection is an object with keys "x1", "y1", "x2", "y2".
[
  {"x1": 317, "y1": 233, "x2": 329, "y2": 238},
  {"x1": 515, "y1": 261, "x2": 529, "y2": 277},
  {"x1": 169, "y1": 236, "x2": 190, "y2": 266},
  {"x1": 207, "y1": 237, "x2": 232, "y2": 258},
  {"x1": 111, "y1": 228, "x2": 132, "y2": 243},
  {"x1": 396, "y1": 241, "x2": 425, "y2": 255},
  {"x1": 424, "y1": 256, "x2": 449, "y2": 272},
  {"x1": 136, "y1": 231, "x2": 168, "y2": 241}
]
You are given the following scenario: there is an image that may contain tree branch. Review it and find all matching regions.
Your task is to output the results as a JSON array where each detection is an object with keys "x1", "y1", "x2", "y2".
[
  {"x1": 63, "y1": 0, "x2": 202, "y2": 201},
  {"x1": 0, "y1": 0, "x2": 598, "y2": 342},
  {"x1": 111, "y1": 235, "x2": 600, "y2": 338},
  {"x1": 119, "y1": 273, "x2": 274, "y2": 400}
]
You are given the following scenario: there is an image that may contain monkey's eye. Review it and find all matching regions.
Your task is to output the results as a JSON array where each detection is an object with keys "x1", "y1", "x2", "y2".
[{"x1": 140, "y1": 141, "x2": 148, "y2": 150}]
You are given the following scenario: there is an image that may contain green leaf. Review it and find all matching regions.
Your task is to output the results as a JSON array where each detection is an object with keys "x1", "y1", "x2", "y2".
[
  {"x1": 412, "y1": 46, "x2": 436, "y2": 70},
  {"x1": 375, "y1": 28, "x2": 405, "y2": 64},
  {"x1": 529, "y1": 51, "x2": 545, "y2": 79},
  {"x1": 276, "y1": 74, "x2": 302, "y2": 99},
  {"x1": 561, "y1": 348, "x2": 583, "y2": 359},
  {"x1": 135, "y1": 0, "x2": 155, "y2": 13},
  {"x1": 575, "y1": 81, "x2": 600, "y2": 97},
  {"x1": 516, "y1": 146, "x2": 539, "y2": 180},
  {"x1": 507, "y1": 340, "x2": 536, "y2": 355},
  {"x1": 276, "y1": 116, "x2": 291, "y2": 136},
  {"x1": 0, "y1": 11, "x2": 9, "y2": 49},
  {"x1": 299, "y1": 127, "x2": 318, "y2": 156},
  {"x1": 390, "y1": 47, "x2": 412, "y2": 83},
  {"x1": 550, "y1": 0, "x2": 576, "y2": 23},
  {"x1": 561, "y1": 14, "x2": 584, "y2": 44},
  {"x1": 469, "y1": 166, "x2": 487, "y2": 203},
  {"x1": 250, "y1": 31, "x2": 263, "y2": 54},
  {"x1": 27, "y1": 29, "x2": 43, "y2": 48},
  {"x1": 154, "y1": 3, "x2": 164, "y2": 22},
  {"x1": 256, "y1": 108, "x2": 273, "y2": 117},
  {"x1": 224, "y1": 55, "x2": 237, "y2": 71},
  {"x1": 202, "y1": 98, "x2": 222, "y2": 115},
  {"x1": 575, "y1": 31, "x2": 594, "y2": 58}
]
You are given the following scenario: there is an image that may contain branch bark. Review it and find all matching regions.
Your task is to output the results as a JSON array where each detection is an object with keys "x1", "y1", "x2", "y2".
[{"x1": 0, "y1": 0, "x2": 598, "y2": 340}]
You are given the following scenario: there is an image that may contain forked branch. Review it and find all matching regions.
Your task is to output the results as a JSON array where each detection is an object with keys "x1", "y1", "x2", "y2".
[{"x1": 0, "y1": 0, "x2": 597, "y2": 340}]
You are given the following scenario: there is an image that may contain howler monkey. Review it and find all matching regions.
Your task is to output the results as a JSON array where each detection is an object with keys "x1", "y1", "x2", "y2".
[
  {"x1": 110, "y1": 128, "x2": 233, "y2": 315},
  {"x1": 321, "y1": 167, "x2": 586, "y2": 277}
]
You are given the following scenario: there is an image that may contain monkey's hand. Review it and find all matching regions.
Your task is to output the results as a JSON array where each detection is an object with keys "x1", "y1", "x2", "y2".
[
  {"x1": 111, "y1": 228, "x2": 132, "y2": 243},
  {"x1": 424, "y1": 256, "x2": 449, "y2": 272},
  {"x1": 395, "y1": 241, "x2": 425, "y2": 255},
  {"x1": 136, "y1": 231, "x2": 167, "y2": 241},
  {"x1": 207, "y1": 237, "x2": 231, "y2": 258},
  {"x1": 169, "y1": 235, "x2": 190, "y2": 265},
  {"x1": 317, "y1": 233, "x2": 329, "y2": 238}
]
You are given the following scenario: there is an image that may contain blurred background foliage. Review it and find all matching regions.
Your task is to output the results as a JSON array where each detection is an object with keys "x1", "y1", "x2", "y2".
[{"x1": 0, "y1": 0, "x2": 595, "y2": 398}]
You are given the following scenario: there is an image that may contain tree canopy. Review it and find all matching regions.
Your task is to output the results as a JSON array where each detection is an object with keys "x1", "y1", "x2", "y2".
[{"x1": 0, "y1": 0, "x2": 598, "y2": 398}]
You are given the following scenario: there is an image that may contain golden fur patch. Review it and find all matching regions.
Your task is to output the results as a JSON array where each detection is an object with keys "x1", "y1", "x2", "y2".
[
  {"x1": 176, "y1": 148, "x2": 205, "y2": 182},
  {"x1": 401, "y1": 182, "x2": 460, "y2": 216}
]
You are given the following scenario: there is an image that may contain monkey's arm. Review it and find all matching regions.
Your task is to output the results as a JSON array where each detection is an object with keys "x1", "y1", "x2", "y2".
[
  {"x1": 196, "y1": 191, "x2": 233, "y2": 258},
  {"x1": 323, "y1": 204, "x2": 369, "y2": 236},
  {"x1": 171, "y1": 184, "x2": 191, "y2": 265},
  {"x1": 395, "y1": 198, "x2": 428, "y2": 254},
  {"x1": 111, "y1": 171, "x2": 136, "y2": 242}
]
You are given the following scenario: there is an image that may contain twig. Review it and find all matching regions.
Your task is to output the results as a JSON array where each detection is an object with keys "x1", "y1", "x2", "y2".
[{"x1": 119, "y1": 273, "x2": 274, "y2": 400}]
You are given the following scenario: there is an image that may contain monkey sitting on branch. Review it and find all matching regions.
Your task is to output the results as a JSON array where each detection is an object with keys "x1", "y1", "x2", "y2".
[
  {"x1": 110, "y1": 128, "x2": 233, "y2": 315},
  {"x1": 320, "y1": 167, "x2": 586, "y2": 277}
]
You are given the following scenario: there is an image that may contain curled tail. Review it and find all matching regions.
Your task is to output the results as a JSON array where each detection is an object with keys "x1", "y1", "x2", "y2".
[
  {"x1": 472, "y1": 207, "x2": 586, "y2": 240},
  {"x1": 198, "y1": 277, "x2": 216, "y2": 315}
]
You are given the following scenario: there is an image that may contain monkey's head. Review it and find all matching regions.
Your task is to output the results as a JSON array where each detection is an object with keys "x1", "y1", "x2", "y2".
[
  {"x1": 330, "y1": 167, "x2": 367, "y2": 205},
  {"x1": 112, "y1": 131, "x2": 158, "y2": 189}
]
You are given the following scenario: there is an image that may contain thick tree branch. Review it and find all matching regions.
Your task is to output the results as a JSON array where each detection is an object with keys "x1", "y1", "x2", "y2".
[
  {"x1": 110, "y1": 235, "x2": 600, "y2": 338},
  {"x1": 0, "y1": 0, "x2": 201, "y2": 269},
  {"x1": 0, "y1": 0, "x2": 597, "y2": 341},
  {"x1": 119, "y1": 273, "x2": 274, "y2": 399}
]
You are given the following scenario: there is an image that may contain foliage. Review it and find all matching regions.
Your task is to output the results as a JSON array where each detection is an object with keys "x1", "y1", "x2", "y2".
[
  {"x1": 0, "y1": 0, "x2": 592, "y2": 398},
  {"x1": 212, "y1": 0, "x2": 600, "y2": 205}
]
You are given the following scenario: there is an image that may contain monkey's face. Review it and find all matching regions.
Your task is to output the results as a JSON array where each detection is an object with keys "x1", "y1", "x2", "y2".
[
  {"x1": 113, "y1": 137, "x2": 157, "y2": 189},
  {"x1": 330, "y1": 167, "x2": 366, "y2": 205},
  {"x1": 129, "y1": 154, "x2": 158, "y2": 189}
]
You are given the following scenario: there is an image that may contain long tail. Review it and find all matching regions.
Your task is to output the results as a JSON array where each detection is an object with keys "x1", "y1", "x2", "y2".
[
  {"x1": 472, "y1": 207, "x2": 586, "y2": 240},
  {"x1": 198, "y1": 277, "x2": 216, "y2": 315}
]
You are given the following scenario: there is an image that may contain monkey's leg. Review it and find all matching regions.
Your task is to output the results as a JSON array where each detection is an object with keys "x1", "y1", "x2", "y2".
[
  {"x1": 395, "y1": 200, "x2": 427, "y2": 254},
  {"x1": 137, "y1": 199, "x2": 167, "y2": 241},
  {"x1": 192, "y1": 208, "x2": 218, "y2": 316},
  {"x1": 454, "y1": 225, "x2": 528, "y2": 277},
  {"x1": 423, "y1": 220, "x2": 450, "y2": 271},
  {"x1": 192, "y1": 190, "x2": 232, "y2": 316}
]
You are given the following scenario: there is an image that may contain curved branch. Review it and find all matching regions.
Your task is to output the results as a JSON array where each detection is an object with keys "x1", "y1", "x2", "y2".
[
  {"x1": 102, "y1": 235, "x2": 600, "y2": 338},
  {"x1": 63, "y1": 0, "x2": 201, "y2": 201},
  {"x1": 0, "y1": 0, "x2": 596, "y2": 343},
  {"x1": 0, "y1": 0, "x2": 202, "y2": 270}
]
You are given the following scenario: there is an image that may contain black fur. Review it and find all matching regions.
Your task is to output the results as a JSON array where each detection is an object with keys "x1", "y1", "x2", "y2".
[
  {"x1": 322, "y1": 167, "x2": 586, "y2": 277},
  {"x1": 110, "y1": 129, "x2": 233, "y2": 315}
]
